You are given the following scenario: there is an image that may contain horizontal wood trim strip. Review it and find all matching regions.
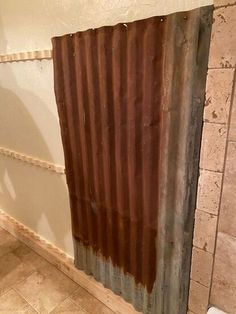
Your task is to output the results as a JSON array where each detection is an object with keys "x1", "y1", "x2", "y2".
[
  {"x1": 0, "y1": 210, "x2": 139, "y2": 314},
  {"x1": 0, "y1": 50, "x2": 52, "y2": 63},
  {"x1": 0, "y1": 146, "x2": 65, "y2": 174}
]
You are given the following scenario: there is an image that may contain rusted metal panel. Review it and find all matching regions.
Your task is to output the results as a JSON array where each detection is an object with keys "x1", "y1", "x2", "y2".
[
  {"x1": 52, "y1": 6, "x2": 212, "y2": 314},
  {"x1": 53, "y1": 16, "x2": 164, "y2": 293}
]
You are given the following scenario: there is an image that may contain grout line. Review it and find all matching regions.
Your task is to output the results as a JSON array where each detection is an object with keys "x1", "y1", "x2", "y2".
[
  {"x1": 12, "y1": 287, "x2": 40, "y2": 313},
  {"x1": 13, "y1": 285, "x2": 40, "y2": 314},
  {"x1": 9, "y1": 268, "x2": 36, "y2": 288},
  {"x1": 0, "y1": 243, "x2": 22, "y2": 260},
  {"x1": 48, "y1": 296, "x2": 70, "y2": 314},
  {"x1": 68, "y1": 286, "x2": 117, "y2": 314},
  {"x1": 0, "y1": 287, "x2": 14, "y2": 299},
  {"x1": 48, "y1": 294, "x2": 80, "y2": 314},
  {"x1": 214, "y1": 2, "x2": 236, "y2": 10},
  {"x1": 208, "y1": 67, "x2": 236, "y2": 301},
  {"x1": 190, "y1": 279, "x2": 210, "y2": 289},
  {"x1": 192, "y1": 244, "x2": 214, "y2": 255},
  {"x1": 10, "y1": 249, "x2": 78, "y2": 314},
  {"x1": 203, "y1": 120, "x2": 227, "y2": 126},
  {"x1": 68, "y1": 296, "x2": 92, "y2": 314},
  {"x1": 208, "y1": 66, "x2": 236, "y2": 70},
  {"x1": 0, "y1": 267, "x2": 36, "y2": 306},
  {"x1": 195, "y1": 208, "x2": 218, "y2": 217},
  {"x1": 190, "y1": 277, "x2": 211, "y2": 289},
  {"x1": 69, "y1": 294, "x2": 116, "y2": 314},
  {"x1": 199, "y1": 167, "x2": 223, "y2": 174},
  {"x1": 0, "y1": 217, "x2": 76, "y2": 284},
  {"x1": 0, "y1": 212, "x2": 132, "y2": 314},
  {"x1": 11, "y1": 252, "x2": 80, "y2": 314}
]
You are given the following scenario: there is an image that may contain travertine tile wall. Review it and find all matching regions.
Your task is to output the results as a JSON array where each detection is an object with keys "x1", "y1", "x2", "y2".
[{"x1": 188, "y1": 1, "x2": 236, "y2": 313}]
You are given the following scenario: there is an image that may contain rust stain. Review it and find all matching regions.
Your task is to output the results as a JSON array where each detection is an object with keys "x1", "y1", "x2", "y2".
[
  {"x1": 52, "y1": 6, "x2": 213, "y2": 312},
  {"x1": 52, "y1": 16, "x2": 165, "y2": 293}
]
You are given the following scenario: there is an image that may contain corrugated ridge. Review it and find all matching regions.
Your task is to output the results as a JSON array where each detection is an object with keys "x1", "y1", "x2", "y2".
[
  {"x1": 83, "y1": 29, "x2": 104, "y2": 281},
  {"x1": 52, "y1": 7, "x2": 213, "y2": 314},
  {"x1": 73, "y1": 242, "x2": 155, "y2": 312},
  {"x1": 52, "y1": 16, "x2": 166, "y2": 313}
]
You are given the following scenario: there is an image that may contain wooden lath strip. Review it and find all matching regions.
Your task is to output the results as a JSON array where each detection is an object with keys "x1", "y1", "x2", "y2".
[
  {"x1": 0, "y1": 50, "x2": 52, "y2": 63},
  {"x1": 0, "y1": 146, "x2": 65, "y2": 174}
]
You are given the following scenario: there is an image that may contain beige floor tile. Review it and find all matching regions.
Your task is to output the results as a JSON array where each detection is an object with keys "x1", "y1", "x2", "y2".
[
  {"x1": 13, "y1": 243, "x2": 50, "y2": 270},
  {"x1": 218, "y1": 142, "x2": 236, "y2": 238},
  {"x1": 188, "y1": 280, "x2": 209, "y2": 314},
  {"x1": 0, "y1": 288, "x2": 36, "y2": 313},
  {"x1": 70, "y1": 287, "x2": 114, "y2": 314},
  {"x1": 210, "y1": 232, "x2": 236, "y2": 314},
  {"x1": 191, "y1": 247, "x2": 213, "y2": 287},
  {"x1": 51, "y1": 298, "x2": 87, "y2": 313},
  {"x1": 193, "y1": 210, "x2": 218, "y2": 253},
  {"x1": 204, "y1": 69, "x2": 234, "y2": 124},
  {"x1": 0, "y1": 228, "x2": 21, "y2": 258},
  {"x1": 200, "y1": 123, "x2": 227, "y2": 172},
  {"x1": 0, "y1": 252, "x2": 35, "y2": 296},
  {"x1": 208, "y1": 5, "x2": 236, "y2": 68},
  {"x1": 197, "y1": 169, "x2": 222, "y2": 215},
  {"x1": 15, "y1": 263, "x2": 78, "y2": 313}
]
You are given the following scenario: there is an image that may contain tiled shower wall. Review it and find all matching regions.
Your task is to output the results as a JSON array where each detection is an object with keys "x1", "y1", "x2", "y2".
[{"x1": 188, "y1": 1, "x2": 236, "y2": 313}]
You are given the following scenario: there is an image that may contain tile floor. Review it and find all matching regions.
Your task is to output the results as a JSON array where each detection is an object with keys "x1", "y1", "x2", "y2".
[{"x1": 0, "y1": 227, "x2": 114, "y2": 313}]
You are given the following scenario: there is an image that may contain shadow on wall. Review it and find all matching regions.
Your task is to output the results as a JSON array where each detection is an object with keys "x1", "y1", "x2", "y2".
[{"x1": 0, "y1": 17, "x2": 73, "y2": 255}]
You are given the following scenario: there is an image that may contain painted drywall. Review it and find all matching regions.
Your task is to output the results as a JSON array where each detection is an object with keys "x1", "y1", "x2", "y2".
[
  {"x1": 0, "y1": 0, "x2": 213, "y2": 53},
  {"x1": 0, "y1": 0, "x2": 213, "y2": 257},
  {"x1": 0, "y1": 60, "x2": 73, "y2": 255},
  {"x1": 0, "y1": 61, "x2": 63, "y2": 164},
  {"x1": 0, "y1": 157, "x2": 72, "y2": 256}
]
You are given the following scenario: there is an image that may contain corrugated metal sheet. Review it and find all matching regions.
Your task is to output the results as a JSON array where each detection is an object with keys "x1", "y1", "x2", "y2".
[{"x1": 52, "y1": 7, "x2": 212, "y2": 314}]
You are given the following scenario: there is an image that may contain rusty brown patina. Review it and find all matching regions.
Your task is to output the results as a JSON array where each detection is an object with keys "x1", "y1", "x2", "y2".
[
  {"x1": 52, "y1": 16, "x2": 165, "y2": 293},
  {"x1": 52, "y1": 7, "x2": 213, "y2": 314}
]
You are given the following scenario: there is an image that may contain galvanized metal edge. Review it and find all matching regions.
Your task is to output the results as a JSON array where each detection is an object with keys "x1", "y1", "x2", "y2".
[{"x1": 155, "y1": 5, "x2": 213, "y2": 314}]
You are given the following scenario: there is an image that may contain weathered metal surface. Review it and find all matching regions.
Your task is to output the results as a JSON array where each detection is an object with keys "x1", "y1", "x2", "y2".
[
  {"x1": 52, "y1": 6, "x2": 212, "y2": 314},
  {"x1": 53, "y1": 16, "x2": 165, "y2": 293},
  {"x1": 155, "y1": 7, "x2": 213, "y2": 314}
]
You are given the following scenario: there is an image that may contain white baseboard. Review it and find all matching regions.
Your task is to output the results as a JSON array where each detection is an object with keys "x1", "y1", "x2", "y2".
[{"x1": 0, "y1": 210, "x2": 139, "y2": 314}]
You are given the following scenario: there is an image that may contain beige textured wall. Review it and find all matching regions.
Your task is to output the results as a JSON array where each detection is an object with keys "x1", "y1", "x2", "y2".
[
  {"x1": 0, "y1": 0, "x2": 212, "y2": 257},
  {"x1": 188, "y1": 1, "x2": 236, "y2": 313},
  {"x1": 0, "y1": 0, "x2": 212, "y2": 54},
  {"x1": 0, "y1": 59, "x2": 72, "y2": 255}
]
